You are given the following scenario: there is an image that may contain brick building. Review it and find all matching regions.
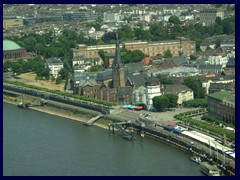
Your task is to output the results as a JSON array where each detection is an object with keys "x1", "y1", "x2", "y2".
[{"x1": 70, "y1": 38, "x2": 196, "y2": 59}]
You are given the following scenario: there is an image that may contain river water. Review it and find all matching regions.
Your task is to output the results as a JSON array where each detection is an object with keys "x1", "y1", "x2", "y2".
[{"x1": 3, "y1": 102, "x2": 203, "y2": 176}]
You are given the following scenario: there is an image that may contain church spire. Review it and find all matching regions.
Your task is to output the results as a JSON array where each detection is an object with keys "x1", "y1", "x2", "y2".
[{"x1": 113, "y1": 34, "x2": 122, "y2": 68}]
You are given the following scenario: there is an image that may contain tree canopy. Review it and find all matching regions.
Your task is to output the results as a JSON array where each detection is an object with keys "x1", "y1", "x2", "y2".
[
  {"x1": 157, "y1": 75, "x2": 173, "y2": 85},
  {"x1": 168, "y1": 15, "x2": 181, "y2": 25},
  {"x1": 153, "y1": 93, "x2": 178, "y2": 111},
  {"x1": 183, "y1": 77, "x2": 205, "y2": 99},
  {"x1": 163, "y1": 50, "x2": 173, "y2": 58},
  {"x1": 121, "y1": 49, "x2": 147, "y2": 64}
]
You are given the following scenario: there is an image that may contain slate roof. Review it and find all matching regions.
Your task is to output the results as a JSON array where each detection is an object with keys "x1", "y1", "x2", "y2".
[
  {"x1": 226, "y1": 58, "x2": 235, "y2": 68},
  {"x1": 46, "y1": 57, "x2": 63, "y2": 64},
  {"x1": 198, "y1": 64, "x2": 222, "y2": 70},
  {"x1": 126, "y1": 73, "x2": 148, "y2": 86},
  {"x1": 200, "y1": 35, "x2": 234, "y2": 46},
  {"x1": 124, "y1": 62, "x2": 145, "y2": 74},
  {"x1": 164, "y1": 84, "x2": 192, "y2": 94},
  {"x1": 209, "y1": 82, "x2": 232, "y2": 92},
  {"x1": 146, "y1": 73, "x2": 159, "y2": 83},
  {"x1": 78, "y1": 78, "x2": 98, "y2": 87}
]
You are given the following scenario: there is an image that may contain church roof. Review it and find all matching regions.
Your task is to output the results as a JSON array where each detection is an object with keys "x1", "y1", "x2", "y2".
[
  {"x1": 78, "y1": 78, "x2": 98, "y2": 87},
  {"x1": 126, "y1": 73, "x2": 148, "y2": 86}
]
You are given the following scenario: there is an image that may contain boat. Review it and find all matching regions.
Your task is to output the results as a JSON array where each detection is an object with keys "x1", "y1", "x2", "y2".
[
  {"x1": 200, "y1": 162, "x2": 221, "y2": 176},
  {"x1": 190, "y1": 155, "x2": 201, "y2": 164}
]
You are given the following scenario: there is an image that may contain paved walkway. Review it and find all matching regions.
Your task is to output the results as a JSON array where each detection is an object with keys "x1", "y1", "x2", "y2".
[{"x1": 109, "y1": 107, "x2": 200, "y2": 124}]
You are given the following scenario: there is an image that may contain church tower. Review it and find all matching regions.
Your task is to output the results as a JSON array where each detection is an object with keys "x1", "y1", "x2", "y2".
[{"x1": 112, "y1": 34, "x2": 125, "y2": 89}]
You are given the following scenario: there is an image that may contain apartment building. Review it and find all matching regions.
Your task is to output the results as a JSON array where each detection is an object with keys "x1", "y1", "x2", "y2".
[{"x1": 45, "y1": 57, "x2": 63, "y2": 78}]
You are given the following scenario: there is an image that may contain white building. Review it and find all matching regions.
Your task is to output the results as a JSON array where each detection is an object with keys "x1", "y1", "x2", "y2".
[
  {"x1": 45, "y1": 57, "x2": 63, "y2": 78},
  {"x1": 164, "y1": 84, "x2": 194, "y2": 105},
  {"x1": 202, "y1": 79, "x2": 234, "y2": 94},
  {"x1": 145, "y1": 74, "x2": 162, "y2": 110},
  {"x1": 208, "y1": 55, "x2": 228, "y2": 67},
  {"x1": 104, "y1": 13, "x2": 121, "y2": 23}
]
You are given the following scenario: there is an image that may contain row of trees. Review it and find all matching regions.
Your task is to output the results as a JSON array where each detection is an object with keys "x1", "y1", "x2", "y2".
[
  {"x1": 182, "y1": 99, "x2": 208, "y2": 108},
  {"x1": 153, "y1": 93, "x2": 178, "y2": 111},
  {"x1": 174, "y1": 111, "x2": 235, "y2": 141}
]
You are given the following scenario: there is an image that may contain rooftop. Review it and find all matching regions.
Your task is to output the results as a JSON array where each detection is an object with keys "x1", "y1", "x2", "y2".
[
  {"x1": 45, "y1": 57, "x2": 63, "y2": 64},
  {"x1": 208, "y1": 90, "x2": 235, "y2": 102},
  {"x1": 3, "y1": 40, "x2": 22, "y2": 51}
]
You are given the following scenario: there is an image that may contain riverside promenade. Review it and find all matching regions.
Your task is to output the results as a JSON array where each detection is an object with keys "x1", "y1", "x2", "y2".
[{"x1": 3, "y1": 85, "x2": 235, "y2": 175}]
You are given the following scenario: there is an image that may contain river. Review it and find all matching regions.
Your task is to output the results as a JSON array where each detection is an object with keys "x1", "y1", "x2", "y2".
[{"x1": 3, "y1": 102, "x2": 203, "y2": 176}]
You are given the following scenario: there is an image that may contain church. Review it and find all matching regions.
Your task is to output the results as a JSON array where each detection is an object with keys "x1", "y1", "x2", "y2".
[{"x1": 75, "y1": 35, "x2": 162, "y2": 110}]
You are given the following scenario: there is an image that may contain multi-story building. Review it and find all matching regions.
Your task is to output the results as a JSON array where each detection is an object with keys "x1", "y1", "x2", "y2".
[
  {"x1": 208, "y1": 55, "x2": 228, "y2": 68},
  {"x1": 3, "y1": 18, "x2": 23, "y2": 29},
  {"x1": 45, "y1": 57, "x2": 63, "y2": 78},
  {"x1": 103, "y1": 13, "x2": 121, "y2": 23},
  {"x1": 208, "y1": 90, "x2": 235, "y2": 125},
  {"x1": 199, "y1": 8, "x2": 224, "y2": 26},
  {"x1": 63, "y1": 11, "x2": 95, "y2": 22},
  {"x1": 145, "y1": 74, "x2": 162, "y2": 110},
  {"x1": 70, "y1": 38, "x2": 196, "y2": 59}
]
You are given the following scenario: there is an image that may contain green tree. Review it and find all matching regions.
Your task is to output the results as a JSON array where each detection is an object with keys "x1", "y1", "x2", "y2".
[
  {"x1": 118, "y1": 24, "x2": 134, "y2": 41},
  {"x1": 153, "y1": 95, "x2": 170, "y2": 111},
  {"x1": 168, "y1": 15, "x2": 181, "y2": 25},
  {"x1": 121, "y1": 49, "x2": 147, "y2": 64},
  {"x1": 165, "y1": 93, "x2": 178, "y2": 108},
  {"x1": 157, "y1": 75, "x2": 173, "y2": 85},
  {"x1": 190, "y1": 54, "x2": 197, "y2": 61},
  {"x1": 163, "y1": 50, "x2": 173, "y2": 58},
  {"x1": 3, "y1": 61, "x2": 14, "y2": 72},
  {"x1": 101, "y1": 32, "x2": 116, "y2": 44},
  {"x1": 22, "y1": 36, "x2": 37, "y2": 52},
  {"x1": 59, "y1": 68, "x2": 69, "y2": 80},
  {"x1": 56, "y1": 76, "x2": 62, "y2": 84},
  {"x1": 183, "y1": 77, "x2": 205, "y2": 98},
  {"x1": 149, "y1": 22, "x2": 168, "y2": 41},
  {"x1": 183, "y1": 99, "x2": 207, "y2": 107},
  {"x1": 98, "y1": 50, "x2": 106, "y2": 60},
  {"x1": 215, "y1": 39, "x2": 221, "y2": 48}
]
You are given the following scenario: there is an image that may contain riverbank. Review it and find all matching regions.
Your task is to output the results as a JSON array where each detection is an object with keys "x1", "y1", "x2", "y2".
[{"x1": 3, "y1": 97, "x2": 109, "y2": 130}]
